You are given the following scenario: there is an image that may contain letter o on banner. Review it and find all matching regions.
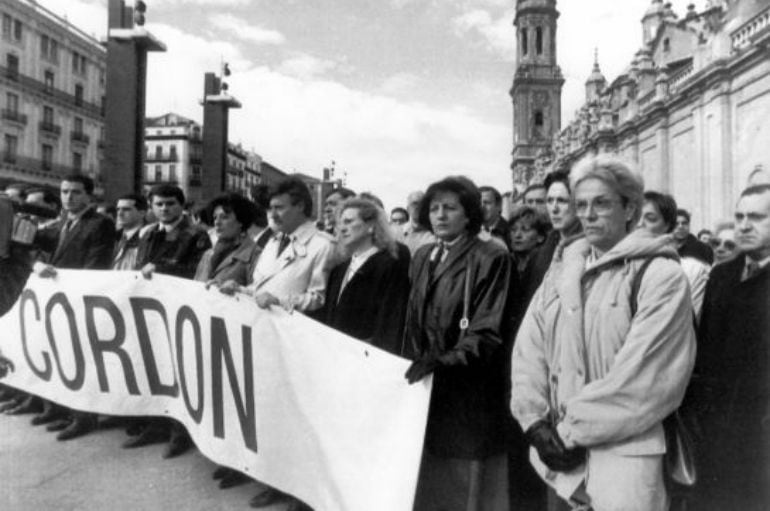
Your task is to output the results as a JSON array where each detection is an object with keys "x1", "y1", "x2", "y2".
[
  {"x1": 45, "y1": 292, "x2": 86, "y2": 390},
  {"x1": 176, "y1": 305, "x2": 204, "y2": 424}
]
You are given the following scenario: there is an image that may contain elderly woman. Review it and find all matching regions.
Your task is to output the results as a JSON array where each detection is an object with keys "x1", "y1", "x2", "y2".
[
  {"x1": 709, "y1": 222, "x2": 737, "y2": 265},
  {"x1": 511, "y1": 155, "x2": 696, "y2": 511},
  {"x1": 322, "y1": 198, "x2": 409, "y2": 354},
  {"x1": 403, "y1": 176, "x2": 511, "y2": 511},
  {"x1": 639, "y1": 191, "x2": 710, "y2": 321}
]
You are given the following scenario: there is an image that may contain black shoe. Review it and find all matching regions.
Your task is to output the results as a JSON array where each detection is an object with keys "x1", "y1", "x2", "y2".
[
  {"x1": 125, "y1": 419, "x2": 147, "y2": 436},
  {"x1": 122, "y1": 426, "x2": 169, "y2": 448},
  {"x1": 286, "y1": 499, "x2": 313, "y2": 511},
  {"x1": 219, "y1": 471, "x2": 250, "y2": 489},
  {"x1": 31, "y1": 408, "x2": 67, "y2": 426},
  {"x1": 56, "y1": 416, "x2": 96, "y2": 441},
  {"x1": 249, "y1": 488, "x2": 289, "y2": 508},
  {"x1": 46, "y1": 418, "x2": 71, "y2": 432},
  {"x1": 162, "y1": 430, "x2": 193, "y2": 459},
  {"x1": 212, "y1": 466, "x2": 231, "y2": 480}
]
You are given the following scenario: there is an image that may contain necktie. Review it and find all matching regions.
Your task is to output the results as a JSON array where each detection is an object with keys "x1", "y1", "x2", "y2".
[
  {"x1": 57, "y1": 219, "x2": 73, "y2": 250},
  {"x1": 277, "y1": 234, "x2": 291, "y2": 255}
]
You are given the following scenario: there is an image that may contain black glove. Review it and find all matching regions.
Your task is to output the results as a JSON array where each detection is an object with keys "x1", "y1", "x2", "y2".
[
  {"x1": 0, "y1": 353, "x2": 15, "y2": 379},
  {"x1": 525, "y1": 420, "x2": 586, "y2": 472},
  {"x1": 405, "y1": 356, "x2": 440, "y2": 384}
]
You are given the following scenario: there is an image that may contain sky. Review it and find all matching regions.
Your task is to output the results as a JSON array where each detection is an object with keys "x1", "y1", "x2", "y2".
[{"x1": 38, "y1": 0, "x2": 697, "y2": 210}]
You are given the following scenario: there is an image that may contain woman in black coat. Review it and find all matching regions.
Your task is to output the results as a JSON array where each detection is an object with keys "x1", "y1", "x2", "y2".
[
  {"x1": 403, "y1": 176, "x2": 511, "y2": 511},
  {"x1": 322, "y1": 197, "x2": 409, "y2": 355}
]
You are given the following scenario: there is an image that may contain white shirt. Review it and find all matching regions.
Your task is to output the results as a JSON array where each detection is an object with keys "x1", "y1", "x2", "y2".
[{"x1": 339, "y1": 246, "x2": 379, "y2": 296}]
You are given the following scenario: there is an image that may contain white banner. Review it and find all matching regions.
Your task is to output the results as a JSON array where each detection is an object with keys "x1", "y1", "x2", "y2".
[{"x1": 0, "y1": 271, "x2": 431, "y2": 511}]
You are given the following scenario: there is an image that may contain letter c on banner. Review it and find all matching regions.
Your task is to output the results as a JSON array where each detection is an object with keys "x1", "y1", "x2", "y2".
[
  {"x1": 45, "y1": 292, "x2": 86, "y2": 390},
  {"x1": 20, "y1": 289, "x2": 52, "y2": 380},
  {"x1": 176, "y1": 305, "x2": 204, "y2": 424}
]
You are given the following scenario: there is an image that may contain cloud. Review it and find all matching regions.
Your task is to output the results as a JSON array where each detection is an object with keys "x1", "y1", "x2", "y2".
[
  {"x1": 276, "y1": 53, "x2": 340, "y2": 80},
  {"x1": 452, "y1": 8, "x2": 515, "y2": 59},
  {"x1": 209, "y1": 14, "x2": 285, "y2": 45},
  {"x1": 378, "y1": 73, "x2": 422, "y2": 96}
]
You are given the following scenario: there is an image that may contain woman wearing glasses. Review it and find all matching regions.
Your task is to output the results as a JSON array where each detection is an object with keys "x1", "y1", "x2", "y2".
[
  {"x1": 511, "y1": 155, "x2": 696, "y2": 511},
  {"x1": 709, "y1": 222, "x2": 738, "y2": 265},
  {"x1": 639, "y1": 191, "x2": 710, "y2": 321}
]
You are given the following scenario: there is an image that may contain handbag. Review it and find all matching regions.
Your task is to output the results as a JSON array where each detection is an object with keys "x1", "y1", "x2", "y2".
[
  {"x1": 663, "y1": 411, "x2": 697, "y2": 487},
  {"x1": 631, "y1": 257, "x2": 697, "y2": 488}
]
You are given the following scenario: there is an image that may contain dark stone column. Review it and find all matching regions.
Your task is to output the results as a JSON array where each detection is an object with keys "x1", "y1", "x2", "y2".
[{"x1": 201, "y1": 73, "x2": 241, "y2": 201}]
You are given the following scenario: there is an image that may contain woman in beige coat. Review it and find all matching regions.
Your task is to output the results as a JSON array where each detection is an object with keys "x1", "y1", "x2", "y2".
[{"x1": 511, "y1": 155, "x2": 696, "y2": 511}]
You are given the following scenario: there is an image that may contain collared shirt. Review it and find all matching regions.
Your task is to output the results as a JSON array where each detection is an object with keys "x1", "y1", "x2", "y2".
[
  {"x1": 743, "y1": 254, "x2": 770, "y2": 281},
  {"x1": 429, "y1": 234, "x2": 464, "y2": 264},
  {"x1": 158, "y1": 216, "x2": 184, "y2": 233}
]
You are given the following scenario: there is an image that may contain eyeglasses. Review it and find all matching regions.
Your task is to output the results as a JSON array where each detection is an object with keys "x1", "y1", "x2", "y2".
[
  {"x1": 709, "y1": 238, "x2": 736, "y2": 251},
  {"x1": 574, "y1": 197, "x2": 622, "y2": 217}
]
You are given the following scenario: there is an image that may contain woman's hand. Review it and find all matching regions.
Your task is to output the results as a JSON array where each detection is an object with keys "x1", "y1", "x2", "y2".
[
  {"x1": 216, "y1": 280, "x2": 240, "y2": 295},
  {"x1": 255, "y1": 292, "x2": 280, "y2": 309},
  {"x1": 525, "y1": 420, "x2": 586, "y2": 472},
  {"x1": 405, "y1": 356, "x2": 439, "y2": 384}
]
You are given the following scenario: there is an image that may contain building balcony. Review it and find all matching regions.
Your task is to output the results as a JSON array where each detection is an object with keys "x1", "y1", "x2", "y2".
[
  {"x1": 0, "y1": 65, "x2": 102, "y2": 118},
  {"x1": 71, "y1": 131, "x2": 91, "y2": 144},
  {"x1": 189, "y1": 177, "x2": 202, "y2": 187},
  {"x1": 1, "y1": 109, "x2": 27, "y2": 125},
  {"x1": 39, "y1": 121, "x2": 62, "y2": 136},
  {"x1": 145, "y1": 153, "x2": 179, "y2": 163},
  {"x1": 189, "y1": 154, "x2": 202, "y2": 164},
  {"x1": 0, "y1": 154, "x2": 77, "y2": 178}
]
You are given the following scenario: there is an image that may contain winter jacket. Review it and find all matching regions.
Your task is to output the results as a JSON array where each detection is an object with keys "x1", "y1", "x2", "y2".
[{"x1": 511, "y1": 229, "x2": 696, "y2": 496}]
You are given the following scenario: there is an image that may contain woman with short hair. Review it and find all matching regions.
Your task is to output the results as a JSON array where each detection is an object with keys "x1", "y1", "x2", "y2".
[
  {"x1": 508, "y1": 205, "x2": 550, "y2": 277},
  {"x1": 321, "y1": 197, "x2": 410, "y2": 354},
  {"x1": 639, "y1": 190, "x2": 710, "y2": 321},
  {"x1": 511, "y1": 155, "x2": 696, "y2": 510},
  {"x1": 403, "y1": 176, "x2": 511, "y2": 511}
]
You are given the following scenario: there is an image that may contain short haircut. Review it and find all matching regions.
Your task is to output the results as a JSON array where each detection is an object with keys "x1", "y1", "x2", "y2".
[
  {"x1": 207, "y1": 193, "x2": 257, "y2": 230},
  {"x1": 62, "y1": 174, "x2": 94, "y2": 195},
  {"x1": 643, "y1": 191, "x2": 678, "y2": 233},
  {"x1": 544, "y1": 170, "x2": 571, "y2": 194},
  {"x1": 571, "y1": 155, "x2": 645, "y2": 228},
  {"x1": 523, "y1": 183, "x2": 546, "y2": 197},
  {"x1": 270, "y1": 177, "x2": 313, "y2": 217},
  {"x1": 508, "y1": 205, "x2": 552, "y2": 238},
  {"x1": 676, "y1": 209, "x2": 691, "y2": 223},
  {"x1": 149, "y1": 184, "x2": 185, "y2": 205},
  {"x1": 478, "y1": 186, "x2": 502, "y2": 205},
  {"x1": 696, "y1": 229, "x2": 712, "y2": 238},
  {"x1": 390, "y1": 207, "x2": 409, "y2": 221},
  {"x1": 325, "y1": 187, "x2": 355, "y2": 201},
  {"x1": 117, "y1": 193, "x2": 148, "y2": 211},
  {"x1": 740, "y1": 183, "x2": 770, "y2": 198},
  {"x1": 418, "y1": 176, "x2": 483, "y2": 236}
]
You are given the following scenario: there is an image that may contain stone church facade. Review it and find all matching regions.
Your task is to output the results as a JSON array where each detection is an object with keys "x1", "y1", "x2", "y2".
[{"x1": 512, "y1": 0, "x2": 770, "y2": 230}]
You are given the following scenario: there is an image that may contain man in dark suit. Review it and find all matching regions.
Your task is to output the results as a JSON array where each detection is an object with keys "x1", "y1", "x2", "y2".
[
  {"x1": 673, "y1": 208, "x2": 713, "y2": 265},
  {"x1": 480, "y1": 186, "x2": 512, "y2": 251},
  {"x1": 112, "y1": 193, "x2": 147, "y2": 270},
  {"x1": 31, "y1": 174, "x2": 116, "y2": 440},
  {"x1": 125, "y1": 184, "x2": 211, "y2": 458},
  {"x1": 691, "y1": 184, "x2": 770, "y2": 510}
]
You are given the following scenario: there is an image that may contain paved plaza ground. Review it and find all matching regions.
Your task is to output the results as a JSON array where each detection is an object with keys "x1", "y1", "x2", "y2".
[{"x1": 0, "y1": 413, "x2": 286, "y2": 511}]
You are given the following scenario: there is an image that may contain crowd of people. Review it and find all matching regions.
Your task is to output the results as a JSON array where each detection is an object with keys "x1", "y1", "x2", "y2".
[{"x1": 0, "y1": 152, "x2": 768, "y2": 511}]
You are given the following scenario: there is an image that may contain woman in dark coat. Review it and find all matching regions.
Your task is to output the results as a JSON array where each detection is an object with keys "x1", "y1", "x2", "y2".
[
  {"x1": 322, "y1": 197, "x2": 409, "y2": 355},
  {"x1": 403, "y1": 176, "x2": 511, "y2": 511},
  {"x1": 195, "y1": 193, "x2": 261, "y2": 286},
  {"x1": 195, "y1": 193, "x2": 262, "y2": 489}
]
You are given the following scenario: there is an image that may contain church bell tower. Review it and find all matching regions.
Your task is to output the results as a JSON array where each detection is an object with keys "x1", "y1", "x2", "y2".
[{"x1": 510, "y1": 0, "x2": 564, "y2": 187}]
